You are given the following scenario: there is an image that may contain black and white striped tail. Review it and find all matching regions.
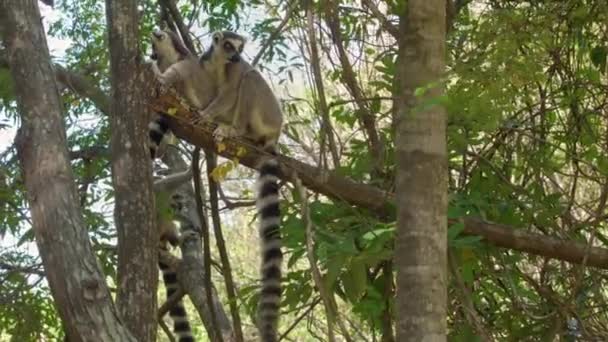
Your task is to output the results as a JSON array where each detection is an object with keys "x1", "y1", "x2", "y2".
[
  {"x1": 256, "y1": 158, "x2": 282, "y2": 342},
  {"x1": 158, "y1": 256, "x2": 195, "y2": 342},
  {"x1": 158, "y1": 198, "x2": 195, "y2": 341},
  {"x1": 149, "y1": 114, "x2": 171, "y2": 159}
]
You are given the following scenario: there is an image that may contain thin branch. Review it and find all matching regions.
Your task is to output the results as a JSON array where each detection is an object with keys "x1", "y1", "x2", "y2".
[
  {"x1": 159, "y1": 319, "x2": 177, "y2": 342},
  {"x1": 0, "y1": 262, "x2": 45, "y2": 276},
  {"x1": 295, "y1": 177, "x2": 352, "y2": 342},
  {"x1": 252, "y1": 0, "x2": 299, "y2": 66},
  {"x1": 206, "y1": 152, "x2": 244, "y2": 342},
  {"x1": 158, "y1": 287, "x2": 186, "y2": 319},
  {"x1": 69, "y1": 146, "x2": 109, "y2": 160},
  {"x1": 448, "y1": 249, "x2": 492, "y2": 341},
  {"x1": 305, "y1": 0, "x2": 340, "y2": 168},
  {"x1": 158, "y1": 0, "x2": 197, "y2": 53},
  {"x1": 279, "y1": 297, "x2": 322, "y2": 341},
  {"x1": 192, "y1": 147, "x2": 223, "y2": 341},
  {"x1": 323, "y1": 0, "x2": 384, "y2": 177},
  {"x1": 360, "y1": 0, "x2": 399, "y2": 37},
  {"x1": 150, "y1": 93, "x2": 608, "y2": 270}
]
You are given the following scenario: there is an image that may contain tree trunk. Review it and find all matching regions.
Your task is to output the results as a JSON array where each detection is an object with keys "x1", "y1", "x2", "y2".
[
  {"x1": 0, "y1": 1, "x2": 135, "y2": 341},
  {"x1": 105, "y1": 1, "x2": 158, "y2": 340},
  {"x1": 394, "y1": 0, "x2": 447, "y2": 341}
]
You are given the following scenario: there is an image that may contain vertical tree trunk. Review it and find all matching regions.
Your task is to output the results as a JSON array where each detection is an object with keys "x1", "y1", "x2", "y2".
[
  {"x1": 0, "y1": 1, "x2": 135, "y2": 341},
  {"x1": 105, "y1": 1, "x2": 158, "y2": 340},
  {"x1": 394, "y1": 0, "x2": 447, "y2": 341}
]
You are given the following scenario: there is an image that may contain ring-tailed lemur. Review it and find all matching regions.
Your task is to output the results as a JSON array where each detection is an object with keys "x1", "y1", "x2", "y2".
[
  {"x1": 196, "y1": 31, "x2": 284, "y2": 342},
  {"x1": 149, "y1": 29, "x2": 214, "y2": 341},
  {"x1": 150, "y1": 29, "x2": 284, "y2": 341},
  {"x1": 148, "y1": 29, "x2": 217, "y2": 159}
]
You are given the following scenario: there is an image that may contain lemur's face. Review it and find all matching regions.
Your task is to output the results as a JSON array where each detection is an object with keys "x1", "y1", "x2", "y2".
[
  {"x1": 212, "y1": 31, "x2": 245, "y2": 63},
  {"x1": 150, "y1": 29, "x2": 180, "y2": 63}
]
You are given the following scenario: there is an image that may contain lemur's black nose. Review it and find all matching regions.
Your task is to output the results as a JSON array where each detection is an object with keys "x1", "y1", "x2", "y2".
[{"x1": 229, "y1": 54, "x2": 240, "y2": 63}]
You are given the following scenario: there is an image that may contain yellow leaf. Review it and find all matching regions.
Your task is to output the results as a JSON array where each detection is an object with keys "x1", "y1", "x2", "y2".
[
  {"x1": 167, "y1": 107, "x2": 178, "y2": 116},
  {"x1": 210, "y1": 161, "x2": 235, "y2": 182},
  {"x1": 236, "y1": 146, "x2": 247, "y2": 157},
  {"x1": 210, "y1": 166, "x2": 225, "y2": 182},
  {"x1": 217, "y1": 142, "x2": 226, "y2": 153}
]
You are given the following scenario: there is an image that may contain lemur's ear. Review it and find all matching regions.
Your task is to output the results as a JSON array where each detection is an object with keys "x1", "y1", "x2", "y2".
[{"x1": 212, "y1": 31, "x2": 223, "y2": 44}]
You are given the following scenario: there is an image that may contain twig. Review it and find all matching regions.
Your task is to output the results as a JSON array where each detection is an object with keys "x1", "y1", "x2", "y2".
[
  {"x1": 206, "y1": 152, "x2": 245, "y2": 342},
  {"x1": 360, "y1": 0, "x2": 399, "y2": 37},
  {"x1": 158, "y1": 0, "x2": 197, "y2": 53},
  {"x1": 159, "y1": 318, "x2": 177, "y2": 342},
  {"x1": 217, "y1": 184, "x2": 256, "y2": 210},
  {"x1": 252, "y1": 0, "x2": 299, "y2": 66},
  {"x1": 323, "y1": 0, "x2": 384, "y2": 178},
  {"x1": 304, "y1": 0, "x2": 340, "y2": 168},
  {"x1": 448, "y1": 249, "x2": 492, "y2": 341},
  {"x1": 294, "y1": 176, "x2": 352, "y2": 342},
  {"x1": 158, "y1": 287, "x2": 186, "y2": 319},
  {"x1": 192, "y1": 147, "x2": 223, "y2": 341},
  {"x1": 279, "y1": 297, "x2": 322, "y2": 341}
]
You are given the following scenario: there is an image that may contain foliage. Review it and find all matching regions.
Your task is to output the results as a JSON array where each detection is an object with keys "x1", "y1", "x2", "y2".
[{"x1": 1, "y1": 0, "x2": 608, "y2": 340}]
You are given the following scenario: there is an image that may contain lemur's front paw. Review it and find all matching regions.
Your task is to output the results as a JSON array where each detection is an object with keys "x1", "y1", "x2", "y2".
[
  {"x1": 150, "y1": 64, "x2": 169, "y2": 95},
  {"x1": 192, "y1": 110, "x2": 210, "y2": 125},
  {"x1": 213, "y1": 125, "x2": 238, "y2": 144}
]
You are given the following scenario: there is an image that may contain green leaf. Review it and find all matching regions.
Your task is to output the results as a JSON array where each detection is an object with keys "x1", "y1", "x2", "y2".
[
  {"x1": 448, "y1": 221, "x2": 465, "y2": 242},
  {"x1": 342, "y1": 258, "x2": 367, "y2": 302},
  {"x1": 323, "y1": 254, "x2": 346, "y2": 290},
  {"x1": 590, "y1": 45, "x2": 607, "y2": 72}
]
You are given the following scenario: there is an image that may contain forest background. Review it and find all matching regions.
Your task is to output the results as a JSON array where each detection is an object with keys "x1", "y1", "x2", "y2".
[{"x1": 1, "y1": 0, "x2": 608, "y2": 341}]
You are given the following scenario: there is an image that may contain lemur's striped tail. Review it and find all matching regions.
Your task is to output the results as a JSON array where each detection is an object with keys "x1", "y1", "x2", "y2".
[
  {"x1": 256, "y1": 158, "x2": 282, "y2": 342},
  {"x1": 149, "y1": 115, "x2": 171, "y2": 159},
  {"x1": 157, "y1": 193, "x2": 195, "y2": 342},
  {"x1": 158, "y1": 256, "x2": 195, "y2": 342}
]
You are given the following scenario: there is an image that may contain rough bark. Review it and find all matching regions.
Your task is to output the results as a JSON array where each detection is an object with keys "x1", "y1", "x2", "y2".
[
  {"x1": 3, "y1": 50, "x2": 236, "y2": 337},
  {"x1": 394, "y1": 1, "x2": 447, "y2": 341},
  {"x1": 0, "y1": 1, "x2": 135, "y2": 341},
  {"x1": 105, "y1": 1, "x2": 158, "y2": 340}
]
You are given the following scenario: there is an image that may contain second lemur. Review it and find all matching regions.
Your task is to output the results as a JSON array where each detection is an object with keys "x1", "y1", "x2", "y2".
[
  {"x1": 148, "y1": 29, "x2": 206, "y2": 342},
  {"x1": 148, "y1": 29, "x2": 217, "y2": 159}
]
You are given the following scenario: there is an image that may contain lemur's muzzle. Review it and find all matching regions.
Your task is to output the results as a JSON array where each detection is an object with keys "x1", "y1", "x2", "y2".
[{"x1": 229, "y1": 54, "x2": 240, "y2": 63}]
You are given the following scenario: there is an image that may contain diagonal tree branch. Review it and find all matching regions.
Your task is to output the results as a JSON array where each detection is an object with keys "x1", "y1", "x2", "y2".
[
  {"x1": 8, "y1": 47, "x2": 608, "y2": 273},
  {"x1": 252, "y1": 0, "x2": 299, "y2": 67},
  {"x1": 323, "y1": 0, "x2": 385, "y2": 178},
  {"x1": 360, "y1": 0, "x2": 399, "y2": 37},
  {"x1": 150, "y1": 94, "x2": 608, "y2": 270}
]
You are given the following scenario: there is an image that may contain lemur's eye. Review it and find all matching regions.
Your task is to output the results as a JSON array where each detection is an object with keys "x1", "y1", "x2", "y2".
[
  {"x1": 238, "y1": 45, "x2": 243, "y2": 53},
  {"x1": 224, "y1": 42, "x2": 233, "y2": 51}
]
